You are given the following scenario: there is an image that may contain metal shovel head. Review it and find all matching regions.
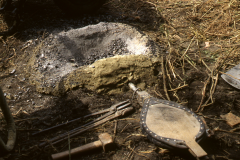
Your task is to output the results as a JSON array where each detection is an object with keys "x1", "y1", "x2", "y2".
[
  {"x1": 221, "y1": 63, "x2": 240, "y2": 89},
  {"x1": 140, "y1": 98, "x2": 207, "y2": 157}
]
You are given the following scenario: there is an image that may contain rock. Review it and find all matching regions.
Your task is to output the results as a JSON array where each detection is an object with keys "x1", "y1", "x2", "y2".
[{"x1": 10, "y1": 69, "x2": 16, "y2": 74}]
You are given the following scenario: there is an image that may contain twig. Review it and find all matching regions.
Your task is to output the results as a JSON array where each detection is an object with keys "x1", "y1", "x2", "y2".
[
  {"x1": 196, "y1": 37, "x2": 202, "y2": 62},
  {"x1": 161, "y1": 56, "x2": 170, "y2": 101},
  {"x1": 200, "y1": 7, "x2": 213, "y2": 19},
  {"x1": 128, "y1": 145, "x2": 150, "y2": 160},
  {"x1": 113, "y1": 120, "x2": 118, "y2": 141},
  {"x1": 121, "y1": 123, "x2": 131, "y2": 133},
  {"x1": 126, "y1": 146, "x2": 135, "y2": 160},
  {"x1": 138, "y1": 148, "x2": 157, "y2": 153},
  {"x1": 13, "y1": 107, "x2": 22, "y2": 116},
  {"x1": 182, "y1": 58, "x2": 185, "y2": 75},
  {"x1": 180, "y1": 36, "x2": 195, "y2": 60},
  {"x1": 196, "y1": 75, "x2": 211, "y2": 112},
  {"x1": 164, "y1": 27, "x2": 172, "y2": 54},
  {"x1": 184, "y1": 54, "x2": 198, "y2": 70},
  {"x1": 214, "y1": 47, "x2": 235, "y2": 76},
  {"x1": 118, "y1": 118, "x2": 139, "y2": 121},
  {"x1": 168, "y1": 84, "x2": 188, "y2": 92},
  {"x1": 205, "y1": 12, "x2": 223, "y2": 32},
  {"x1": 44, "y1": 140, "x2": 58, "y2": 152},
  {"x1": 154, "y1": 84, "x2": 165, "y2": 100},
  {"x1": 165, "y1": 59, "x2": 172, "y2": 83},
  {"x1": 124, "y1": 134, "x2": 146, "y2": 142},
  {"x1": 14, "y1": 117, "x2": 40, "y2": 122},
  {"x1": 202, "y1": 59, "x2": 212, "y2": 72},
  {"x1": 201, "y1": 115, "x2": 225, "y2": 121},
  {"x1": 214, "y1": 127, "x2": 240, "y2": 135},
  {"x1": 201, "y1": 73, "x2": 219, "y2": 109},
  {"x1": 167, "y1": 57, "x2": 176, "y2": 78},
  {"x1": 114, "y1": 120, "x2": 118, "y2": 134}
]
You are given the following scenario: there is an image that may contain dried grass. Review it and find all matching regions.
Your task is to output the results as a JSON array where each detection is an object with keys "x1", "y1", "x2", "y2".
[{"x1": 137, "y1": 0, "x2": 240, "y2": 110}]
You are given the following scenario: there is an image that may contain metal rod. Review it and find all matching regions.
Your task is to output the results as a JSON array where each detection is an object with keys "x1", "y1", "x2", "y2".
[
  {"x1": 32, "y1": 100, "x2": 130, "y2": 136},
  {"x1": 32, "y1": 110, "x2": 106, "y2": 136},
  {"x1": 42, "y1": 107, "x2": 133, "y2": 148},
  {"x1": 39, "y1": 103, "x2": 131, "y2": 147}
]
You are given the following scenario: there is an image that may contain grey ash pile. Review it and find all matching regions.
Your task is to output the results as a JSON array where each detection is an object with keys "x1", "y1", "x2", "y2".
[{"x1": 28, "y1": 22, "x2": 159, "y2": 93}]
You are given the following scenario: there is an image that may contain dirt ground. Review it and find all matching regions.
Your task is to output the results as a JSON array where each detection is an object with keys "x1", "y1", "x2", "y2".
[{"x1": 1, "y1": 0, "x2": 240, "y2": 160}]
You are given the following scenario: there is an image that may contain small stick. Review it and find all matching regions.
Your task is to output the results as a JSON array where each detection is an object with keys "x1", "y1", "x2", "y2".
[
  {"x1": 214, "y1": 128, "x2": 240, "y2": 135},
  {"x1": 118, "y1": 118, "x2": 139, "y2": 121},
  {"x1": 120, "y1": 123, "x2": 130, "y2": 133},
  {"x1": 201, "y1": 115, "x2": 225, "y2": 121},
  {"x1": 165, "y1": 59, "x2": 172, "y2": 83},
  {"x1": 128, "y1": 145, "x2": 150, "y2": 160},
  {"x1": 114, "y1": 120, "x2": 118, "y2": 134},
  {"x1": 127, "y1": 146, "x2": 135, "y2": 160},
  {"x1": 205, "y1": 12, "x2": 223, "y2": 32},
  {"x1": 180, "y1": 36, "x2": 195, "y2": 60},
  {"x1": 168, "y1": 84, "x2": 188, "y2": 92},
  {"x1": 214, "y1": 47, "x2": 235, "y2": 76},
  {"x1": 196, "y1": 75, "x2": 211, "y2": 112},
  {"x1": 196, "y1": 38, "x2": 202, "y2": 63},
  {"x1": 124, "y1": 134, "x2": 146, "y2": 142},
  {"x1": 182, "y1": 58, "x2": 185, "y2": 75},
  {"x1": 167, "y1": 57, "x2": 176, "y2": 78},
  {"x1": 202, "y1": 73, "x2": 219, "y2": 109},
  {"x1": 185, "y1": 54, "x2": 198, "y2": 70},
  {"x1": 154, "y1": 85, "x2": 165, "y2": 100},
  {"x1": 138, "y1": 148, "x2": 157, "y2": 153},
  {"x1": 202, "y1": 59, "x2": 212, "y2": 72},
  {"x1": 161, "y1": 56, "x2": 170, "y2": 101},
  {"x1": 113, "y1": 120, "x2": 118, "y2": 141},
  {"x1": 175, "y1": 72, "x2": 184, "y2": 81},
  {"x1": 14, "y1": 117, "x2": 39, "y2": 122},
  {"x1": 13, "y1": 107, "x2": 22, "y2": 116},
  {"x1": 200, "y1": 7, "x2": 213, "y2": 19}
]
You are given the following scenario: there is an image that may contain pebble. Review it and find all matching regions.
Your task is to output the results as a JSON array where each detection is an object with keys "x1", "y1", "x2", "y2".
[{"x1": 10, "y1": 69, "x2": 16, "y2": 74}]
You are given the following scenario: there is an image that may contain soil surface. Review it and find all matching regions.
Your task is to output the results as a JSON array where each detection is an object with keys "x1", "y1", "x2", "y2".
[{"x1": 1, "y1": 0, "x2": 240, "y2": 160}]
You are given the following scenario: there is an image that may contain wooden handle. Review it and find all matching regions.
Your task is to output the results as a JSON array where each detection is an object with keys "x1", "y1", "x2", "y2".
[
  {"x1": 185, "y1": 140, "x2": 207, "y2": 158},
  {"x1": 51, "y1": 140, "x2": 102, "y2": 160}
]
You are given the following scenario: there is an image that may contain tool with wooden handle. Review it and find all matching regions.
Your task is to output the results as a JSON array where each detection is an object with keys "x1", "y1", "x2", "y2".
[
  {"x1": 51, "y1": 133, "x2": 113, "y2": 160},
  {"x1": 129, "y1": 83, "x2": 208, "y2": 158},
  {"x1": 38, "y1": 104, "x2": 133, "y2": 148}
]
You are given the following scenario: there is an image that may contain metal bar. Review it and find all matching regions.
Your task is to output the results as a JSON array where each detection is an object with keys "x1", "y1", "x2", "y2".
[
  {"x1": 32, "y1": 100, "x2": 130, "y2": 135},
  {"x1": 41, "y1": 107, "x2": 133, "y2": 148}
]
